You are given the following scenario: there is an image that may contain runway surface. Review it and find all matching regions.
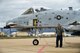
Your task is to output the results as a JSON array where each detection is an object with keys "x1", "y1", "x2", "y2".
[{"x1": 0, "y1": 37, "x2": 80, "y2": 53}]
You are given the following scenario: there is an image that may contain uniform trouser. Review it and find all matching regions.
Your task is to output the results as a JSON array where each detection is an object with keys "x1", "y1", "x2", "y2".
[{"x1": 56, "y1": 35, "x2": 63, "y2": 47}]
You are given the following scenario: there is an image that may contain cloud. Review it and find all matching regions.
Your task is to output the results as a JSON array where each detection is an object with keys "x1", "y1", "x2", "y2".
[
  {"x1": 77, "y1": 0, "x2": 80, "y2": 3},
  {"x1": 31, "y1": 0, "x2": 80, "y2": 9}
]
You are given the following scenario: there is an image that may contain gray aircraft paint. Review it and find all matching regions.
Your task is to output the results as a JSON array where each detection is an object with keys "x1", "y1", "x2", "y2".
[{"x1": 6, "y1": 6, "x2": 80, "y2": 31}]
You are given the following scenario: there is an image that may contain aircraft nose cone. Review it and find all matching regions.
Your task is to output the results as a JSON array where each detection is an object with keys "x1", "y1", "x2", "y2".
[
  {"x1": 7, "y1": 22, "x2": 15, "y2": 25},
  {"x1": 6, "y1": 22, "x2": 17, "y2": 28}
]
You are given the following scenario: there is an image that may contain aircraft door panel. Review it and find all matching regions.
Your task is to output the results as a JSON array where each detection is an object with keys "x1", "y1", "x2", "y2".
[{"x1": 33, "y1": 19, "x2": 38, "y2": 26}]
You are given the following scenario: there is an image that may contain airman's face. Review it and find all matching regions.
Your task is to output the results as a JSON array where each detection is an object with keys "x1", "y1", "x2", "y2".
[{"x1": 57, "y1": 24, "x2": 61, "y2": 28}]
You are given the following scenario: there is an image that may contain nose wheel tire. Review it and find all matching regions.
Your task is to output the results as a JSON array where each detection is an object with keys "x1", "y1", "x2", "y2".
[{"x1": 33, "y1": 39, "x2": 39, "y2": 45}]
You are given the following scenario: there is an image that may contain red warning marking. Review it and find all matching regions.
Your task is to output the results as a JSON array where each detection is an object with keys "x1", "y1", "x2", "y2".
[{"x1": 37, "y1": 45, "x2": 47, "y2": 53}]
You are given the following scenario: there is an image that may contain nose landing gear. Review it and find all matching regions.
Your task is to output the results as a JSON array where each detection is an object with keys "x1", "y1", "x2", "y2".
[{"x1": 32, "y1": 39, "x2": 39, "y2": 45}]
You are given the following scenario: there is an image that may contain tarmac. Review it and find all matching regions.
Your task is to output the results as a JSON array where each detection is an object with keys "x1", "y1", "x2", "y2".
[{"x1": 0, "y1": 37, "x2": 80, "y2": 53}]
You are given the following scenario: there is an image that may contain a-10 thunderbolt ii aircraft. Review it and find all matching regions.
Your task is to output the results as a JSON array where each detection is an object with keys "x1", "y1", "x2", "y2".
[{"x1": 4, "y1": 6, "x2": 80, "y2": 45}]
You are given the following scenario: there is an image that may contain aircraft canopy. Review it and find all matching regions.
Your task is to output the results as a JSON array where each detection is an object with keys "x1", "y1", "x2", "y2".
[{"x1": 22, "y1": 6, "x2": 51, "y2": 15}]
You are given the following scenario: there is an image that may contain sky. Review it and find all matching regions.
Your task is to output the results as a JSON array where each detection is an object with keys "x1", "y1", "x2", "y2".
[{"x1": 0, "y1": 0, "x2": 80, "y2": 27}]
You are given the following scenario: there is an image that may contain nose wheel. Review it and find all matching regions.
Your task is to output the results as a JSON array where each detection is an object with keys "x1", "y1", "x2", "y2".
[{"x1": 32, "y1": 39, "x2": 39, "y2": 45}]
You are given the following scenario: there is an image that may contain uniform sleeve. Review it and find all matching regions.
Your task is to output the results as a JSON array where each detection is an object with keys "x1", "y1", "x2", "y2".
[
  {"x1": 55, "y1": 28, "x2": 57, "y2": 33},
  {"x1": 62, "y1": 27, "x2": 64, "y2": 32}
]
